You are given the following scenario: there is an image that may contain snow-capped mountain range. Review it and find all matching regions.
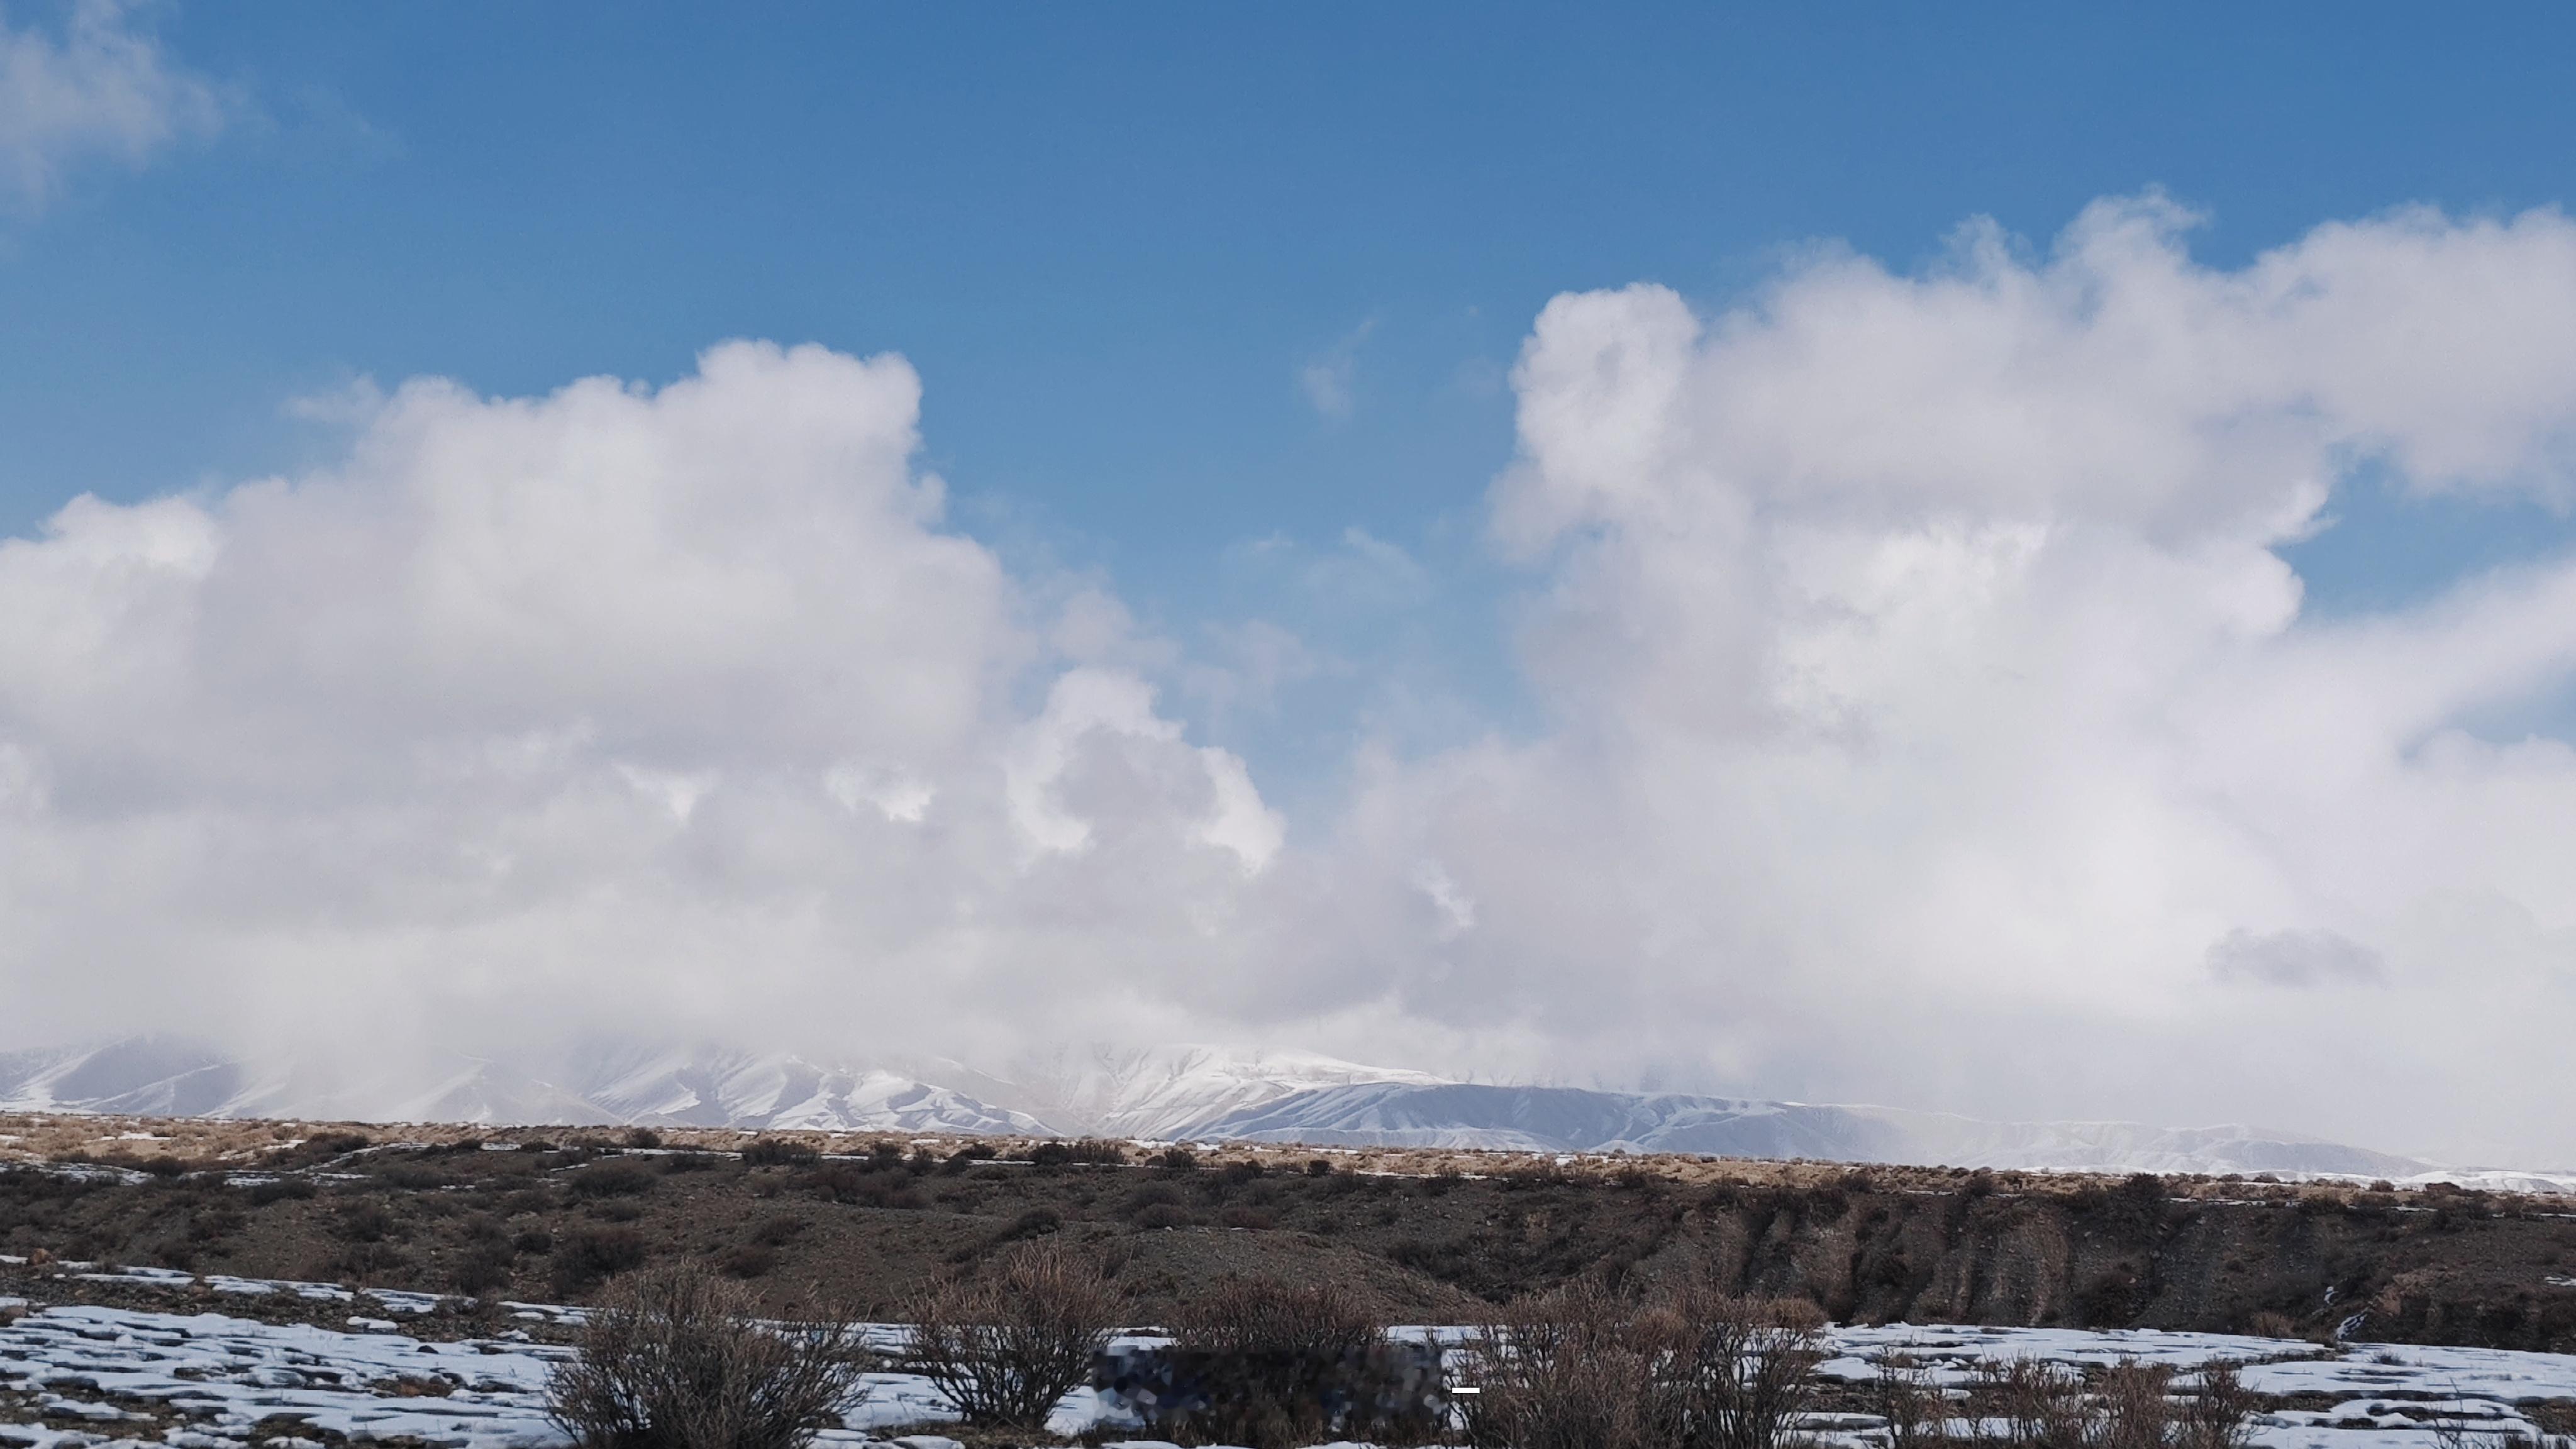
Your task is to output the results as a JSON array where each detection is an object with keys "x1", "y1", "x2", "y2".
[{"x1": 0, "y1": 1035, "x2": 2445, "y2": 1180}]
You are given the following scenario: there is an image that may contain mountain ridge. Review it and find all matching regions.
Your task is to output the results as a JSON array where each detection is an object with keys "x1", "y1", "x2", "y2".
[{"x1": 0, "y1": 1035, "x2": 2442, "y2": 1179}]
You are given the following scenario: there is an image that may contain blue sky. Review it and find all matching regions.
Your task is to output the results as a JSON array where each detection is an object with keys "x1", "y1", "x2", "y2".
[
  {"x1": 18, "y1": 3, "x2": 2576, "y2": 1156},
  {"x1": 15, "y1": 4, "x2": 2576, "y2": 796}
]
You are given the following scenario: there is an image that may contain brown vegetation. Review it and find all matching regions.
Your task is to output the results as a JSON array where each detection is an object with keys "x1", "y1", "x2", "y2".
[
  {"x1": 546, "y1": 1262, "x2": 865, "y2": 1449},
  {"x1": 2, "y1": 1111, "x2": 2574, "y2": 1355},
  {"x1": 1119, "y1": 1275, "x2": 1444, "y2": 1447},
  {"x1": 902, "y1": 1240, "x2": 1119, "y2": 1431},
  {"x1": 1458, "y1": 1281, "x2": 1823, "y2": 1449}
]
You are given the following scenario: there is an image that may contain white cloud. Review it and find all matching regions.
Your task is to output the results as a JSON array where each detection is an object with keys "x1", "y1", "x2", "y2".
[
  {"x1": 1309, "y1": 526, "x2": 1429, "y2": 605},
  {"x1": 0, "y1": 341, "x2": 1285, "y2": 1067},
  {"x1": 1005, "y1": 667, "x2": 1279, "y2": 872},
  {"x1": 0, "y1": 0, "x2": 226, "y2": 207},
  {"x1": 1297, "y1": 319, "x2": 1377, "y2": 421},
  {"x1": 14, "y1": 199, "x2": 2576, "y2": 1163},
  {"x1": 1177, "y1": 618, "x2": 1334, "y2": 738},
  {"x1": 1370, "y1": 197, "x2": 2576, "y2": 1162},
  {"x1": 823, "y1": 761, "x2": 934, "y2": 824},
  {"x1": 1412, "y1": 860, "x2": 1475, "y2": 941},
  {"x1": 1299, "y1": 358, "x2": 1354, "y2": 421}
]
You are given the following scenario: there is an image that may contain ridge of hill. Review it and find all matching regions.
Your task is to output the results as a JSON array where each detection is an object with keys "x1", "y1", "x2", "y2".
[{"x1": 0, "y1": 1035, "x2": 2451, "y2": 1179}]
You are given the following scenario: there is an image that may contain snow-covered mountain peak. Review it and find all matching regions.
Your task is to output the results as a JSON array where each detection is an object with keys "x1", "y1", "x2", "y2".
[
  {"x1": 974, "y1": 1041, "x2": 1450, "y2": 1139},
  {"x1": 0, "y1": 1034, "x2": 2461, "y2": 1181}
]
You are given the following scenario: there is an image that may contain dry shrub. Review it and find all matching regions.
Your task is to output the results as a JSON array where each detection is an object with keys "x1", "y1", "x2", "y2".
[
  {"x1": 2240, "y1": 1310, "x2": 2299, "y2": 1341},
  {"x1": 1174, "y1": 1275, "x2": 1380, "y2": 1356},
  {"x1": 904, "y1": 1239, "x2": 1119, "y2": 1430},
  {"x1": 2092, "y1": 1361, "x2": 2175, "y2": 1449},
  {"x1": 1974, "y1": 1357, "x2": 2092, "y2": 1449},
  {"x1": 553, "y1": 1225, "x2": 651, "y2": 1297},
  {"x1": 1462, "y1": 1280, "x2": 1668, "y2": 1449},
  {"x1": 1966, "y1": 1357, "x2": 2252, "y2": 1449},
  {"x1": 2175, "y1": 1362, "x2": 2257, "y2": 1449},
  {"x1": 1463, "y1": 1283, "x2": 1823, "y2": 1449},
  {"x1": 546, "y1": 1262, "x2": 865, "y2": 1449},
  {"x1": 1106, "y1": 1276, "x2": 1441, "y2": 1448},
  {"x1": 1872, "y1": 1351, "x2": 1945, "y2": 1449},
  {"x1": 1023, "y1": 1139, "x2": 1129, "y2": 1167},
  {"x1": 740, "y1": 1139, "x2": 818, "y2": 1168},
  {"x1": 1660, "y1": 1288, "x2": 1826, "y2": 1449},
  {"x1": 569, "y1": 1160, "x2": 659, "y2": 1199},
  {"x1": 451, "y1": 1242, "x2": 516, "y2": 1296}
]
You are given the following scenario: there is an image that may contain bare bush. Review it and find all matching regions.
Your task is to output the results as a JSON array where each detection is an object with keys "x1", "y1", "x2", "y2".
[
  {"x1": 1462, "y1": 1282, "x2": 1828, "y2": 1449},
  {"x1": 1172, "y1": 1275, "x2": 1380, "y2": 1356},
  {"x1": 1973, "y1": 1357, "x2": 2092, "y2": 1449},
  {"x1": 1462, "y1": 1280, "x2": 1681, "y2": 1449},
  {"x1": 2092, "y1": 1361, "x2": 2175, "y2": 1449},
  {"x1": 740, "y1": 1139, "x2": 818, "y2": 1168},
  {"x1": 1871, "y1": 1350, "x2": 1945, "y2": 1449},
  {"x1": 450, "y1": 1242, "x2": 515, "y2": 1296},
  {"x1": 1113, "y1": 1276, "x2": 1440, "y2": 1448},
  {"x1": 567, "y1": 1160, "x2": 658, "y2": 1200},
  {"x1": 1959, "y1": 1356, "x2": 2255, "y2": 1449},
  {"x1": 904, "y1": 1239, "x2": 1120, "y2": 1430},
  {"x1": 2175, "y1": 1362, "x2": 2257, "y2": 1449},
  {"x1": 553, "y1": 1225, "x2": 650, "y2": 1297},
  {"x1": 2240, "y1": 1311, "x2": 2300, "y2": 1341},
  {"x1": 1023, "y1": 1138, "x2": 1129, "y2": 1167},
  {"x1": 546, "y1": 1262, "x2": 865, "y2": 1449},
  {"x1": 1657, "y1": 1289, "x2": 1826, "y2": 1449}
]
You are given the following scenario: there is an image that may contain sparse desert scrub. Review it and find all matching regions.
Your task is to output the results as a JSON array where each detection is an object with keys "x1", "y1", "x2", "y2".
[
  {"x1": 1461, "y1": 1279, "x2": 1673, "y2": 1449},
  {"x1": 1461, "y1": 1280, "x2": 1823, "y2": 1449},
  {"x1": 1871, "y1": 1350, "x2": 1946, "y2": 1449},
  {"x1": 545, "y1": 1261, "x2": 865, "y2": 1449},
  {"x1": 1173, "y1": 1274, "x2": 1380, "y2": 1356},
  {"x1": 2175, "y1": 1362, "x2": 2258, "y2": 1449},
  {"x1": 1970, "y1": 1357, "x2": 2093, "y2": 1449},
  {"x1": 4, "y1": 1111, "x2": 2570, "y2": 1353},
  {"x1": 552, "y1": 1224, "x2": 650, "y2": 1297},
  {"x1": 1660, "y1": 1288, "x2": 1827, "y2": 1449},
  {"x1": 1111, "y1": 1274, "x2": 1443, "y2": 1448},
  {"x1": 902, "y1": 1238, "x2": 1120, "y2": 1431},
  {"x1": 1962, "y1": 1356, "x2": 2260, "y2": 1449}
]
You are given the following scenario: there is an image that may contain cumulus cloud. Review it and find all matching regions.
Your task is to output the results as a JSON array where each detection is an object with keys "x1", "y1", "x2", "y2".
[
  {"x1": 0, "y1": 341, "x2": 1283, "y2": 1075},
  {"x1": 13, "y1": 198, "x2": 2576, "y2": 1163},
  {"x1": 1366, "y1": 196, "x2": 2576, "y2": 1162},
  {"x1": 0, "y1": 0, "x2": 226, "y2": 207}
]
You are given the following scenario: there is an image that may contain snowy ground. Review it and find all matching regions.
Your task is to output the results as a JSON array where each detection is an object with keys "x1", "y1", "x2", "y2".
[
  {"x1": 3, "y1": 1274, "x2": 2573, "y2": 1449},
  {"x1": 1811, "y1": 1324, "x2": 2576, "y2": 1449}
]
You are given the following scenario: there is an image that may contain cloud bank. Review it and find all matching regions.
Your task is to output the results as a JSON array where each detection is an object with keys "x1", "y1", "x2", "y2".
[
  {"x1": 0, "y1": 343, "x2": 1280, "y2": 1077},
  {"x1": 9, "y1": 198, "x2": 2576, "y2": 1163},
  {"x1": 0, "y1": 0, "x2": 225, "y2": 207}
]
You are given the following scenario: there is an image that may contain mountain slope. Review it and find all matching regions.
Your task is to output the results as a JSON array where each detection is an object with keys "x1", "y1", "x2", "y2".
[
  {"x1": 945, "y1": 1043, "x2": 1447, "y2": 1139},
  {"x1": 0, "y1": 1039, "x2": 1043, "y2": 1137},
  {"x1": 567, "y1": 1045, "x2": 1047, "y2": 1135},
  {"x1": 0, "y1": 1038, "x2": 259, "y2": 1118},
  {"x1": 1195, "y1": 1080, "x2": 2432, "y2": 1177},
  {"x1": 1195, "y1": 1080, "x2": 1909, "y2": 1158},
  {"x1": 0, "y1": 1035, "x2": 2436, "y2": 1178}
]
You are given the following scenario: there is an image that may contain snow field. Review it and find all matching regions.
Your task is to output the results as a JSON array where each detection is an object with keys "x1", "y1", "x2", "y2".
[
  {"x1": 2, "y1": 1289, "x2": 2573, "y2": 1449},
  {"x1": 1811, "y1": 1324, "x2": 2576, "y2": 1449}
]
